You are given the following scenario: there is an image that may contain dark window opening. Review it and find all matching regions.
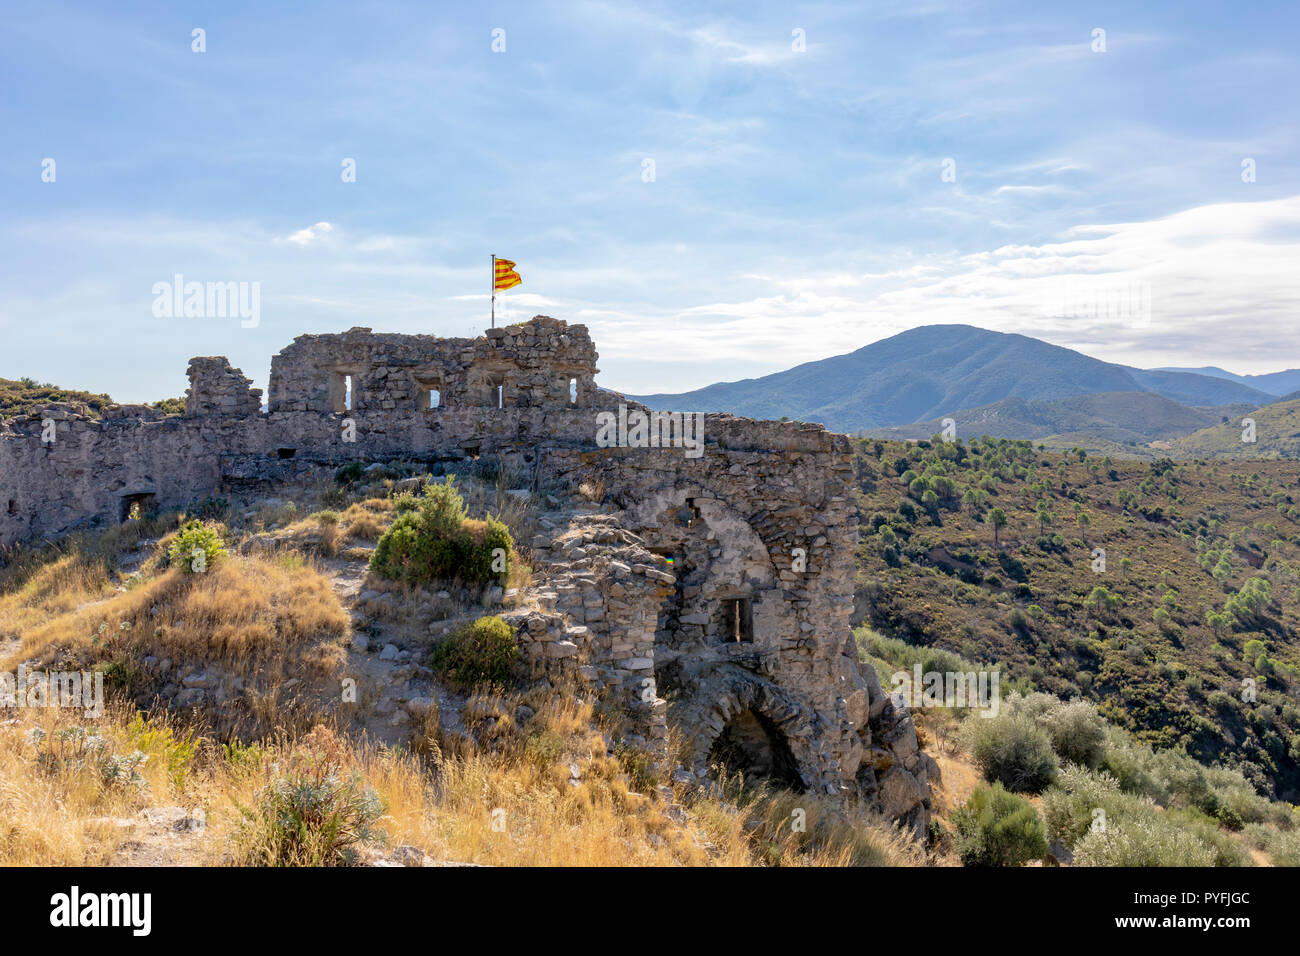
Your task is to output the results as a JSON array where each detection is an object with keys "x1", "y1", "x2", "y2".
[
  {"x1": 6, "y1": 499, "x2": 16, "y2": 516},
  {"x1": 119, "y1": 493, "x2": 155, "y2": 523},
  {"x1": 723, "y1": 597, "x2": 754, "y2": 643},
  {"x1": 276, "y1": 447, "x2": 296, "y2": 459},
  {"x1": 677, "y1": 498, "x2": 700, "y2": 528}
]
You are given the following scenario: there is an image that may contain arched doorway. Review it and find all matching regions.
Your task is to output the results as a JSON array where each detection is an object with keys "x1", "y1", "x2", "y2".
[{"x1": 708, "y1": 707, "x2": 803, "y2": 791}]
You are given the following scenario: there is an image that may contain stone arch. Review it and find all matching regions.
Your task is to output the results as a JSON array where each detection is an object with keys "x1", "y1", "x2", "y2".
[
  {"x1": 687, "y1": 670, "x2": 812, "y2": 792},
  {"x1": 710, "y1": 708, "x2": 803, "y2": 790}
]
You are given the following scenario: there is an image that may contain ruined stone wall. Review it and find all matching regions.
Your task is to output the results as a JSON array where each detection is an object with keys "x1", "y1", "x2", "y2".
[
  {"x1": 0, "y1": 315, "x2": 932, "y2": 826},
  {"x1": 0, "y1": 317, "x2": 615, "y2": 547},
  {"x1": 268, "y1": 317, "x2": 600, "y2": 414},
  {"x1": 0, "y1": 406, "x2": 252, "y2": 545},
  {"x1": 186, "y1": 357, "x2": 263, "y2": 418},
  {"x1": 534, "y1": 420, "x2": 869, "y2": 795}
]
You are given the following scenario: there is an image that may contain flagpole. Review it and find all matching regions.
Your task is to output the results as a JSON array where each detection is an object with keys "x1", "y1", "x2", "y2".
[{"x1": 491, "y1": 254, "x2": 496, "y2": 329}]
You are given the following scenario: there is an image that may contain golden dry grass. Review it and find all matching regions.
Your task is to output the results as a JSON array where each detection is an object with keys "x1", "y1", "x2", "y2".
[
  {"x1": 1, "y1": 549, "x2": 349, "y2": 685},
  {"x1": 0, "y1": 704, "x2": 201, "y2": 865},
  {"x1": 0, "y1": 688, "x2": 922, "y2": 867}
]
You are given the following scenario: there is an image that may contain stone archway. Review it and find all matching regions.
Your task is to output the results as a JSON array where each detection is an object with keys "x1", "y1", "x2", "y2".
[
  {"x1": 709, "y1": 707, "x2": 803, "y2": 791},
  {"x1": 685, "y1": 669, "x2": 813, "y2": 793}
]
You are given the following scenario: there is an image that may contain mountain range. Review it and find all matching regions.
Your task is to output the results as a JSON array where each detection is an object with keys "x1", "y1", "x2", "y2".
[{"x1": 629, "y1": 324, "x2": 1298, "y2": 454}]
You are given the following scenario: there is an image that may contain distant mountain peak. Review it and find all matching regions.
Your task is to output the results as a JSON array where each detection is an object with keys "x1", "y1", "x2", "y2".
[{"x1": 627, "y1": 324, "x2": 1275, "y2": 434}]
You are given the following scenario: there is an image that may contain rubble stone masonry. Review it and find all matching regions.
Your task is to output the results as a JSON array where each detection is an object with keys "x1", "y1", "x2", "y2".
[{"x1": 0, "y1": 316, "x2": 933, "y2": 826}]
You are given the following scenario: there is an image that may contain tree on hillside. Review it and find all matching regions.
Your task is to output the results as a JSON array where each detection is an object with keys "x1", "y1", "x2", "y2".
[
  {"x1": 990, "y1": 508, "x2": 1007, "y2": 547},
  {"x1": 1035, "y1": 501, "x2": 1054, "y2": 536}
]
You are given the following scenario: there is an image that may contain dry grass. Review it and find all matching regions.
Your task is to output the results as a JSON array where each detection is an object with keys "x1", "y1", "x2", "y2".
[
  {"x1": 0, "y1": 478, "x2": 922, "y2": 868},
  {"x1": 0, "y1": 515, "x2": 175, "y2": 638},
  {"x1": 0, "y1": 686, "x2": 922, "y2": 867},
  {"x1": 0, "y1": 703, "x2": 202, "y2": 865},
  {"x1": 1, "y1": 549, "x2": 349, "y2": 686}
]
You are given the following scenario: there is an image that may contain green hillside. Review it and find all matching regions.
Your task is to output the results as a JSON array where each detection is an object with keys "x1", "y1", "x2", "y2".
[
  {"x1": 866, "y1": 391, "x2": 1249, "y2": 446},
  {"x1": 852, "y1": 436, "x2": 1300, "y2": 799},
  {"x1": 1168, "y1": 398, "x2": 1300, "y2": 459}
]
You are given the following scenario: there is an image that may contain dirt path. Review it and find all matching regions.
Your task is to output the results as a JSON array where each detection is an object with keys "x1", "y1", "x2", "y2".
[{"x1": 103, "y1": 806, "x2": 209, "y2": 866}]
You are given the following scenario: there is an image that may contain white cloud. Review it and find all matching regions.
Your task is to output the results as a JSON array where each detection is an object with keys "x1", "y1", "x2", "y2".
[
  {"x1": 283, "y1": 222, "x2": 334, "y2": 246},
  {"x1": 587, "y1": 196, "x2": 1300, "y2": 382}
]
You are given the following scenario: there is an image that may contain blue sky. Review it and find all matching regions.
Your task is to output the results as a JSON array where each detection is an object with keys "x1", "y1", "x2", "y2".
[{"x1": 2, "y1": 0, "x2": 1298, "y2": 402}]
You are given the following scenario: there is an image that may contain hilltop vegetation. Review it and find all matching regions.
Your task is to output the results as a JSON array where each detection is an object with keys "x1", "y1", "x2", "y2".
[
  {"x1": 0, "y1": 377, "x2": 186, "y2": 420},
  {"x1": 0, "y1": 376, "x2": 115, "y2": 419},
  {"x1": 852, "y1": 436, "x2": 1300, "y2": 800},
  {"x1": 1167, "y1": 397, "x2": 1300, "y2": 459},
  {"x1": 861, "y1": 630, "x2": 1299, "y2": 866}
]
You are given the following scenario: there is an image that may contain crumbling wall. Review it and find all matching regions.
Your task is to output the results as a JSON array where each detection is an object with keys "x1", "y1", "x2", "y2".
[
  {"x1": 0, "y1": 406, "x2": 251, "y2": 544},
  {"x1": 186, "y1": 357, "x2": 262, "y2": 418},
  {"x1": 267, "y1": 316, "x2": 599, "y2": 414},
  {"x1": 0, "y1": 315, "x2": 933, "y2": 827}
]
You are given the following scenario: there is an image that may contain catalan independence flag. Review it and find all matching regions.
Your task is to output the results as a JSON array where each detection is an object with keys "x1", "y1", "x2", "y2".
[{"x1": 493, "y1": 257, "x2": 522, "y2": 292}]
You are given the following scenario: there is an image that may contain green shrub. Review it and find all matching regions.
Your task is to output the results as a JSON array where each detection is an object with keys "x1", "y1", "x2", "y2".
[
  {"x1": 335, "y1": 461, "x2": 366, "y2": 485},
  {"x1": 1100, "y1": 728, "x2": 1166, "y2": 800},
  {"x1": 952, "y1": 782, "x2": 1047, "y2": 866},
  {"x1": 27, "y1": 726, "x2": 149, "y2": 793},
  {"x1": 370, "y1": 477, "x2": 514, "y2": 587},
  {"x1": 1073, "y1": 815, "x2": 1216, "y2": 867},
  {"x1": 166, "y1": 519, "x2": 227, "y2": 573},
  {"x1": 238, "y1": 763, "x2": 386, "y2": 866},
  {"x1": 124, "y1": 713, "x2": 199, "y2": 791},
  {"x1": 524, "y1": 729, "x2": 565, "y2": 769},
  {"x1": 1039, "y1": 699, "x2": 1107, "y2": 769},
  {"x1": 1042, "y1": 765, "x2": 1127, "y2": 848},
  {"x1": 1166, "y1": 809, "x2": 1251, "y2": 866},
  {"x1": 429, "y1": 615, "x2": 519, "y2": 689},
  {"x1": 962, "y1": 712, "x2": 1058, "y2": 793},
  {"x1": 1243, "y1": 825, "x2": 1300, "y2": 866}
]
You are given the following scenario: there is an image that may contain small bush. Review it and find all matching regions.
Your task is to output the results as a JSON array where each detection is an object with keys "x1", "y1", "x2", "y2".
[
  {"x1": 124, "y1": 713, "x2": 199, "y2": 791},
  {"x1": 962, "y1": 712, "x2": 1058, "y2": 794},
  {"x1": 27, "y1": 726, "x2": 149, "y2": 793},
  {"x1": 1038, "y1": 699, "x2": 1107, "y2": 769},
  {"x1": 166, "y1": 519, "x2": 227, "y2": 574},
  {"x1": 429, "y1": 616, "x2": 519, "y2": 689},
  {"x1": 952, "y1": 782, "x2": 1047, "y2": 866},
  {"x1": 1072, "y1": 815, "x2": 1216, "y2": 867},
  {"x1": 238, "y1": 762, "x2": 386, "y2": 866},
  {"x1": 370, "y1": 477, "x2": 514, "y2": 586},
  {"x1": 335, "y1": 461, "x2": 366, "y2": 485}
]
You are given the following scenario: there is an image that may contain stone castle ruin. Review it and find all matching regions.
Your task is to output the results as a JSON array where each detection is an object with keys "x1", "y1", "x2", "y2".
[{"x1": 0, "y1": 316, "x2": 934, "y2": 828}]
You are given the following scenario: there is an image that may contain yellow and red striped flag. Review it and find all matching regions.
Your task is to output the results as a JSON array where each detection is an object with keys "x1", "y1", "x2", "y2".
[{"x1": 493, "y1": 257, "x2": 522, "y2": 292}]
